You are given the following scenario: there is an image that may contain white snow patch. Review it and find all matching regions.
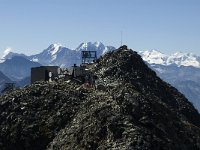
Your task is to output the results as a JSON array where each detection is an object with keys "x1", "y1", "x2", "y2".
[
  {"x1": 139, "y1": 50, "x2": 200, "y2": 68},
  {"x1": 0, "y1": 47, "x2": 12, "y2": 63},
  {"x1": 50, "y1": 43, "x2": 62, "y2": 55},
  {"x1": 3, "y1": 47, "x2": 12, "y2": 57},
  {"x1": 32, "y1": 58, "x2": 38, "y2": 62},
  {"x1": 139, "y1": 50, "x2": 168, "y2": 65}
]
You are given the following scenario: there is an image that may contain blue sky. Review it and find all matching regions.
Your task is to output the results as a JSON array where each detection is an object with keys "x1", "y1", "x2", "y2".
[{"x1": 0, "y1": 0, "x2": 200, "y2": 56}]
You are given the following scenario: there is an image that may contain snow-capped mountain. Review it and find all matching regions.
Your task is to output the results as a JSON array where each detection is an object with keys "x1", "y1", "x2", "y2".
[
  {"x1": 29, "y1": 43, "x2": 80, "y2": 67},
  {"x1": 75, "y1": 42, "x2": 115, "y2": 57},
  {"x1": 138, "y1": 50, "x2": 200, "y2": 112},
  {"x1": 139, "y1": 50, "x2": 200, "y2": 112},
  {"x1": 139, "y1": 50, "x2": 200, "y2": 68},
  {"x1": 30, "y1": 43, "x2": 63, "y2": 64},
  {"x1": 0, "y1": 52, "x2": 27, "y2": 63},
  {"x1": 0, "y1": 42, "x2": 115, "y2": 81},
  {"x1": 167, "y1": 52, "x2": 200, "y2": 67},
  {"x1": 1, "y1": 44, "x2": 200, "y2": 112},
  {"x1": 27, "y1": 42, "x2": 115, "y2": 67},
  {"x1": 138, "y1": 50, "x2": 168, "y2": 65}
]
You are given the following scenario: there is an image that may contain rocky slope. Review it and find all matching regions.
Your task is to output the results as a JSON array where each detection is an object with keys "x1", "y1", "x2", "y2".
[
  {"x1": 150, "y1": 64, "x2": 200, "y2": 112},
  {"x1": 1, "y1": 46, "x2": 200, "y2": 150},
  {"x1": 0, "y1": 71, "x2": 12, "y2": 92}
]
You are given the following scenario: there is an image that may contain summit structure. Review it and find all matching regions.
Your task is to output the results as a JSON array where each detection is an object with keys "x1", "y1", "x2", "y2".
[{"x1": 1, "y1": 46, "x2": 200, "y2": 150}]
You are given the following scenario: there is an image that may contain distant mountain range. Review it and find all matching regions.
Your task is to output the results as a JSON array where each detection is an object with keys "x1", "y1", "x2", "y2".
[
  {"x1": 0, "y1": 56, "x2": 41, "y2": 81},
  {"x1": 2, "y1": 46, "x2": 200, "y2": 150},
  {"x1": 0, "y1": 42, "x2": 115, "y2": 67},
  {"x1": 0, "y1": 42, "x2": 115, "y2": 79},
  {"x1": 2, "y1": 44, "x2": 200, "y2": 69},
  {"x1": 139, "y1": 50, "x2": 200, "y2": 112},
  {"x1": 0, "y1": 43, "x2": 200, "y2": 112},
  {"x1": 0, "y1": 42, "x2": 115, "y2": 92},
  {"x1": 139, "y1": 49, "x2": 200, "y2": 68}
]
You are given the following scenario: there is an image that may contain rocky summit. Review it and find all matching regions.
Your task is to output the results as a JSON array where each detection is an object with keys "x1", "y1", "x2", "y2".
[{"x1": 1, "y1": 46, "x2": 200, "y2": 150}]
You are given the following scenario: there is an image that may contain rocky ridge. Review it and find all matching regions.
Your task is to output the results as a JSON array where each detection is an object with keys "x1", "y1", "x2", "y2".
[{"x1": 1, "y1": 46, "x2": 200, "y2": 150}]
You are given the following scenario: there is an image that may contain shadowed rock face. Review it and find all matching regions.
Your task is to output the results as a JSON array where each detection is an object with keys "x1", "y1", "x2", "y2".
[{"x1": 1, "y1": 46, "x2": 200, "y2": 150}]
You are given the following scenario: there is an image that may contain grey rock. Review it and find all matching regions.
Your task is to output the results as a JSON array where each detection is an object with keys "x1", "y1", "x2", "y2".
[{"x1": 1, "y1": 46, "x2": 200, "y2": 150}]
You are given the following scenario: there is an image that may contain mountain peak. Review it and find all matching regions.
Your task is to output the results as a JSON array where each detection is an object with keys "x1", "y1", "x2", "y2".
[
  {"x1": 0, "y1": 48, "x2": 12, "y2": 63},
  {"x1": 49, "y1": 43, "x2": 62, "y2": 48},
  {"x1": 0, "y1": 50, "x2": 27, "y2": 63},
  {"x1": 139, "y1": 49, "x2": 168, "y2": 65},
  {"x1": 47, "y1": 43, "x2": 62, "y2": 55},
  {"x1": 1, "y1": 46, "x2": 200, "y2": 149},
  {"x1": 76, "y1": 41, "x2": 105, "y2": 51},
  {"x1": 140, "y1": 50, "x2": 200, "y2": 68},
  {"x1": 94, "y1": 41, "x2": 103, "y2": 47},
  {"x1": 140, "y1": 49, "x2": 167, "y2": 56},
  {"x1": 172, "y1": 51, "x2": 196, "y2": 57},
  {"x1": 75, "y1": 42, "x2": 113, "y2": 58}
]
